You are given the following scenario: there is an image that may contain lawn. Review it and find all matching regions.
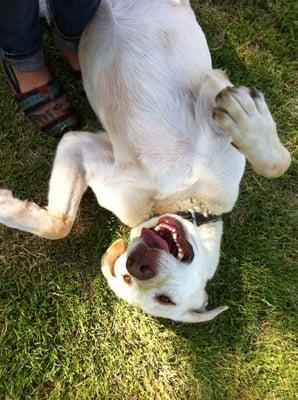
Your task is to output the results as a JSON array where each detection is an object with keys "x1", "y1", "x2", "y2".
[{"x1": 0, "y1": 1, "x2": 297, "y2": 399}]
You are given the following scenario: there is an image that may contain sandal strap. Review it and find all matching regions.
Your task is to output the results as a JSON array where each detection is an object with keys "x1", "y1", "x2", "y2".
[
  {"x1": 17, "y1": 80, "x2": 62, "y2": 112},
  {"x1": 46, "y1": 115, "x2": 79, "y2": 136},
  {"x1": 1, "y1": 59, "x2": 80, "y2": 137},
  {"x1": 26, "y1": 92, "x2": 78, "y2": 133},
  {"x1": 1, "y1": 59, "x2": 21, "y2": 93}
]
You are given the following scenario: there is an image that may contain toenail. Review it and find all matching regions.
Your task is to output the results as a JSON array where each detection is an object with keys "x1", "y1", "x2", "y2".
[{"x1": 250, "y1": 87, "x2": 260, "y2": 98}]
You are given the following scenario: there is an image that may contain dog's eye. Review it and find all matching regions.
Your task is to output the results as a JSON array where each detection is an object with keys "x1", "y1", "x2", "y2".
[
  {"x1": 123, "y1": 274, "x2": 132, "y2": 284},
  {"x1": 156, "y1": 294, "x2": 176, "y2": 305}
]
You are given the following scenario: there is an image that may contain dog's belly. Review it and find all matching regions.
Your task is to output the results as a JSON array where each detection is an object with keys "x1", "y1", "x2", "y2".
[
  {"x1": 80, "y1": 0, "x2": 212, "y2": 159},
  {"x1": 80, "y1": 0, "x2": 246, "y2": 218}
]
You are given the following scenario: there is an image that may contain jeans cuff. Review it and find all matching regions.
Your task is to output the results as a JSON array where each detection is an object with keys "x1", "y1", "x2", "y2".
[
  {"x1": 0, "y1": 48, "x2": 45, "y2": 72},
  {"x1": 52, "y1": 27, "x2": 80, "y2": 54},
  {"x1": 46, "y1": 0, "x2": 80, "y2": 54}
]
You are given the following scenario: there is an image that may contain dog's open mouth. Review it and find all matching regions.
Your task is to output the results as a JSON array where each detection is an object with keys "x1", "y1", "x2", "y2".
[{"x1": 141, "y1": 216, "x2": 194, "y2": 263}]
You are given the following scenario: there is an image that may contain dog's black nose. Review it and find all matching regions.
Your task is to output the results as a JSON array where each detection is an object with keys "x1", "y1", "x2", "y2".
[{"x1": 126, "y1": 243, "x2": 157, "y2": 280}]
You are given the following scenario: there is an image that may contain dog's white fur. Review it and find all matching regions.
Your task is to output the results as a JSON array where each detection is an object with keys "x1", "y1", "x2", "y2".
[{"x1": 0, "y1": 0, "x2": 290, "y2": 322}]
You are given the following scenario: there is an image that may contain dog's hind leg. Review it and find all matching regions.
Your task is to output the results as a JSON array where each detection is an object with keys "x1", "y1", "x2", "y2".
[
  {"x1": 213, "y1": 85, "x2": 291, "y2": 178},
  {"x1": 0, "y1": 132, "x2": 89, "y2": 239}
]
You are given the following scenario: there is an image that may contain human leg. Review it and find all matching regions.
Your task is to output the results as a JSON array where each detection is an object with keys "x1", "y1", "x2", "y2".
[
  {"x1": 48, "y1": 0, "x2": 101, "y2": 70},
  {"x1": 0, "y1": 0, "x2": 80, "y2": 136},
  {"x1": 0, "y1": 0, "x2": 51, "y2": 91}
]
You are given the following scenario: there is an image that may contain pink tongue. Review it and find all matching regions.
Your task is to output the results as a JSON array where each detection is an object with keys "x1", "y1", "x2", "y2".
[{"x1": 141, "y1": 228, "x2": 170, "y2": 252}]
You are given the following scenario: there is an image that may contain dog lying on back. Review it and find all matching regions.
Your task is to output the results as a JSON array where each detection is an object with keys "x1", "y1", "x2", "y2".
[{"x1": 0, "y1": 0, "x2": 290, "y2": 322}]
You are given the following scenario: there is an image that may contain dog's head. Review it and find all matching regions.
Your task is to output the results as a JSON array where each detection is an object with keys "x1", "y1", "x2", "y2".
[{"x1": 101, "y1": 214, "x2": 227, "y2": 323}]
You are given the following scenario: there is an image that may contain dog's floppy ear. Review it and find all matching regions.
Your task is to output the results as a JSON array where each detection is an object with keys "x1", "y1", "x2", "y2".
[
  {"x1": 180, "y1": 305, "x2": 228, "y2": 323},
  {"x1": 101, "y1": 239, "x2": 125, "y2": 277}
]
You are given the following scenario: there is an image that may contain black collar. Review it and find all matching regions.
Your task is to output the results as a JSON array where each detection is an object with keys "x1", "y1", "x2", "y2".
[{"x1": 175, "y1": 211, "x2": 221, "y2": 226}]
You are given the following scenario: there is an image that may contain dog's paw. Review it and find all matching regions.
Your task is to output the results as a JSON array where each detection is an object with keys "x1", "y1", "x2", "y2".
[
  {"x1": 213, "y1": 86, "x2": 276, "y2": 146},
  {"x1": 0, "y1": 189, "x2": 27, "y2": 222},
  {"x1": 213, "y1": 86, "x2": 291, "y2": 178},
  {"x1": 0, "y1": 189, "x2": 14, "y2": 200}
]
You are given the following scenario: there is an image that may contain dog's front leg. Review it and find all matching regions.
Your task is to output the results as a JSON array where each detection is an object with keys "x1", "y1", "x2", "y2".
[
  {"x1": 213, "y1": 85, "x2": 291, "y2": 178},
  {"x1": 0, "y1": 133, "x2": 89, "y2": 239}
]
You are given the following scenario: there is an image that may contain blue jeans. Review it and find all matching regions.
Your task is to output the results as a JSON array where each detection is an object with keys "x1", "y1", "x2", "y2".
[{"x1": 0, "y1": 0, "x2": 101, "y2": 71}]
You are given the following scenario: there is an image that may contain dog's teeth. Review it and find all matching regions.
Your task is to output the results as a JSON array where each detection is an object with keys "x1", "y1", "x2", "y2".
[
  {"x1": 172, "y1": 233, "x2": 177, "y2": 241},
  {"x1": 160, "y1": 223, "x2": 176, "y2": 233},
  {"x1": 154, "y1": 226, "x2": 161, "y2": 231},
  {"x1": 177, "y1": 248, "x2": 184, "y2": 260}
]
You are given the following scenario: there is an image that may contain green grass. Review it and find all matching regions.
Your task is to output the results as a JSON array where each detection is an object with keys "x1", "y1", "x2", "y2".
[{"x1": 0, "y1": 1, "x2": 297, "y2": 399}]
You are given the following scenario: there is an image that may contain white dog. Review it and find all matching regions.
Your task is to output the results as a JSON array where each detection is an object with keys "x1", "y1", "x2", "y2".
[{"x1": 0, "y1": 0, "x2": 290, "y2": 322}]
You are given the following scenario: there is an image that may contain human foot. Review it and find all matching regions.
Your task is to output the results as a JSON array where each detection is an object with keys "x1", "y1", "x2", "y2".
[
  {"x1": 12, "y1": 65, "x2": 52, "y2": 93},
  {"x1": 62, "y1": 51, "x2": 80, "y2": 72},
  {"x1": 1, "y1": 60, "x2": 80, "y2": 137}
]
